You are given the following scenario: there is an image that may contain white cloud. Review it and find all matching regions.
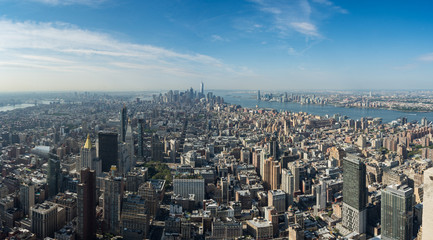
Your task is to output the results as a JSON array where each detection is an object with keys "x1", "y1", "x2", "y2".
[
  {"x1": 419, "y1": 52, "x2": 433, "y2": 62},
  {"x1": 0, "y1": 19, "x2": 254, "y2": 91},
  {"x1": 249, "y1": 0, "x2": 347, "y2": 39},
  {"x1": 312, "y1": 0, "x2": 348, "y2": 14},
  {"x1": 250, "y1": 0, "x2": 320, "y2": 38},
  {"x1": 211, "y1": 34, "x2": 229, "y2": 42},
  {"x1": 291, "y1": 22, "x2": 320, "y2": 37}
]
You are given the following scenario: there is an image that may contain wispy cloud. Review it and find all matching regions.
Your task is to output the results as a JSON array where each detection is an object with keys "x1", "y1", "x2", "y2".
[
  {"x1": 248, "y1": 0, "x2": 347, "y2": 39},
  {"x1": 27, "y1": 0, "x2": 107, "y2": 6},
  {"x1": 290, "y1": 22, "x2": 320, "y2": 37},
  {"x1": 249, "y1": 0, "x2": 319, "y2": 38},
  {"x1": 211, "y1": 34, "x2": 229, "y2": 42},
  {"x1": 0, "y1": 19, "x2": 253, "y2": 90},
  {"x1": 312, "y1": 0, "x2": 348, "y2": 14},
  {"x1": 418, "y1": 52, "x2": 433, "y2": 62}
]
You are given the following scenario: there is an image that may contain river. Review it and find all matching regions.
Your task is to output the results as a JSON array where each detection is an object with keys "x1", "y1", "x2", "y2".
[
  {"x1": 0, "y1": 103, "x2": 35, "y2": 112},
  {"x1": 217, "y1": 91, "x2": 433, "y2": 123}
]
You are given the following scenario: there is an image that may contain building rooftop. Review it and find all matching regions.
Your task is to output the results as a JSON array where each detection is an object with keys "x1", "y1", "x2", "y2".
[{"x1": 247, "y1": 218, "x2": 272, "y2": 228}]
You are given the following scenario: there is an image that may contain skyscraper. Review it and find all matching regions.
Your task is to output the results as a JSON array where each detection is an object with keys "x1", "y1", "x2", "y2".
[
  {"x1": 257, "y1": 90, "x2": 261, "y2": 100},
  {"x1": 98, "y1": 131, "x2": 118, "y2": 172},
  {"x1": 137, "y1": 118, "x2": 144, "y2": 158},
  {"x1": 20, "y1": 182, "x2": 35, "y2": 217},
  {"x1": 221, "y1": 177, "x2": 230, "y2": 204},
  {"x1": 125, "y1": 122, "x2": 134, "y2": 165},
  {"x1": 342, "y1": 155, "x2": 367, "y2": 234},
  {"x1": 79, "y1": 135, "x2": 101, "y2": 176},
  {"x1": 120, "y1": 106, "x2": 127, "y2": 142},
  {"x1": 77, "y1": 168, "x2": 96, "y2": 240},
  {"x1": 281, "y1": 168, "x2": 294, "y2": 207},
  {"x1": 381, "y1": 184, "x2": 413, "y2": 240},
  {"x1": 422, "y1": 167, "x2": 433, "y2": 240},
  {"x1": 103, "y1": 176, "x2": 124, "y2": 234},
  {"x1": 315, "y1": 180, "x2": 327, "y2": 211},
  {"x1": 269, "y1": 135, "x2": 279, "y2": 160},
  {"x1": 289, "y1": 161, "x2": 304, "y2": 193},
  {"x1": 47, "y1": 158, "x2": 61, "y2": 198},
  {"x1": 151, "y1": 134, "x2": 164, "y2": 162},
  {"x1": 263, "y1": 158, "x2": 280, "y2": 190},
  {"x1": 200, "y1": 82, "x2": 204, "y2": 96}
]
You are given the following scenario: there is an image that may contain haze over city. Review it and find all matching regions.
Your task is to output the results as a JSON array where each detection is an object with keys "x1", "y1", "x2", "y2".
[{"x1": 1, "y1": 0, "x2": 433, "y2": 91}]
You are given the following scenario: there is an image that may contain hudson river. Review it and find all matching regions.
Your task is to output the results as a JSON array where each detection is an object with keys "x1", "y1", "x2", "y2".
[{"x1": 218, "y1": 91, "x2": 433, "y2": 123}]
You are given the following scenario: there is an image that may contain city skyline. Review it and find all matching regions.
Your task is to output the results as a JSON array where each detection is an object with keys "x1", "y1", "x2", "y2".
[{"x1": 1, "y1": 0, "x2": 433, "y2": 91}]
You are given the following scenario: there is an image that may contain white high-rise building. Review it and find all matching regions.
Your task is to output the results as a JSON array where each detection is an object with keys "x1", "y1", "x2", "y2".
[
  {"x1": 422, "y1": 168, "x2": 433, "y2": 240},
  {"x1": 20, "y1": 182, "x2": 35, "y2": 217},
  {"x1": 281, "y1": 168, "x2": 295, "y2": 207},
  {"x1": 315, "y1": 180, "x2": 327, "y2": 211}
]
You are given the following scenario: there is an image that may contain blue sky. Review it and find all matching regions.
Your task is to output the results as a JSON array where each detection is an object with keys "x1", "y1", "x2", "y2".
[{"x1": 0, "y1": 0, "x2": 432, "y2": 91}]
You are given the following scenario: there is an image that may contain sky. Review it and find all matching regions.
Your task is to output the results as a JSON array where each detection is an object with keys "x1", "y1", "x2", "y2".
[{"x1": 0, "y1": 0, "x2": 433, "y2": 91}]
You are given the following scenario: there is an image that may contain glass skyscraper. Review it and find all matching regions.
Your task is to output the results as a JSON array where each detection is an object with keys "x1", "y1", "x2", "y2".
[
  {"x1": 342, "y1": 155, "x2": 367, "y2": 234},
  {"x1": 381, "y1": 184, "x2": 413, "y2": 240}
]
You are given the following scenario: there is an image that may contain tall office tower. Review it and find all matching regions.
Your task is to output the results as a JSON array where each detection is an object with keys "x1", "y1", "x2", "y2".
[
  {"x1": 200, "y1": 82, "x2": 204, "y2": 96},
  {"x1": 289, "y1": 161, "x2": 303, "y2": 192},
  {"x1": 120, "y1": 193, "x2": 149, "y2": 240},
  {"x1": 342, "y1": 156, "x2": 367, "y2": 234},
  {"x1": 137, "y1": 119, "x2": 144, "y2": 158},
  {"x1": 315, "y1": 180, "x2": 327, "y2": 211},
  {"x1": 422, "y1": 167, "x2": 433, "y2": 240},
  {"x1": 283, "y1": 119, "x2": 291, "y2": 135},
  {"x1": 263, "y1": 158, "x2": 280, "y2": 190},
  {"x1": 20, "y1": 182, "x2": 35, "y2": 217},
  {"x1": 31, "y1": 202, "x2": 58, "y2": 238},
  {"x1": 125, "y1": 123, "x2": 134, "y2": 165},
  {"x1": 281, "y1": 168, "x2": 295, "y2": 207},
  {"x1": 173, "y1": 174, "x2": 205, "y2": 204},
  {"x1": 272, "y1": 164, "x2": 281, "y2": 190},
  {"x1": 77, "y1": 168, "x2": 96, "y2": 240},
  {"x1": 120, "y1": 106, "x2": 127, "y2": 142},
  {"x1": 98, "y1": 131, "x2": 118, "y2": 172},
  {"x1": 260, "y1": 150, "x2": 269, "y2": 179},
  {"x1": 103, "y1": 176, "x2": 124, "y2": 234},
  {"x1": 221, "y1": 177, "x2": 230, "y2": 204},
  {"x1": 79, "y1": 135, "x2": 101, "y2": 176},
  {"x1": 252, "y1": 149, "x2": 262, "y2": 174},
  {"x1": 269, "y1": 135, "x2": 279, "y2": 160},
  {"x1": 118, "y1": 143, "x2": 131, "y2": 176},
  {"x1": 151, "y1": 134, "x2": 164, "y2": 162},
  {"x1": 47, "y1": 158, "x2": 61, "y2": 198},
  {"x1": 381, "y1": 184, "x2": 413, "y2": 240},
  {"x1": 257, "y1": 90, "x2": 261, "y2": 100}
]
